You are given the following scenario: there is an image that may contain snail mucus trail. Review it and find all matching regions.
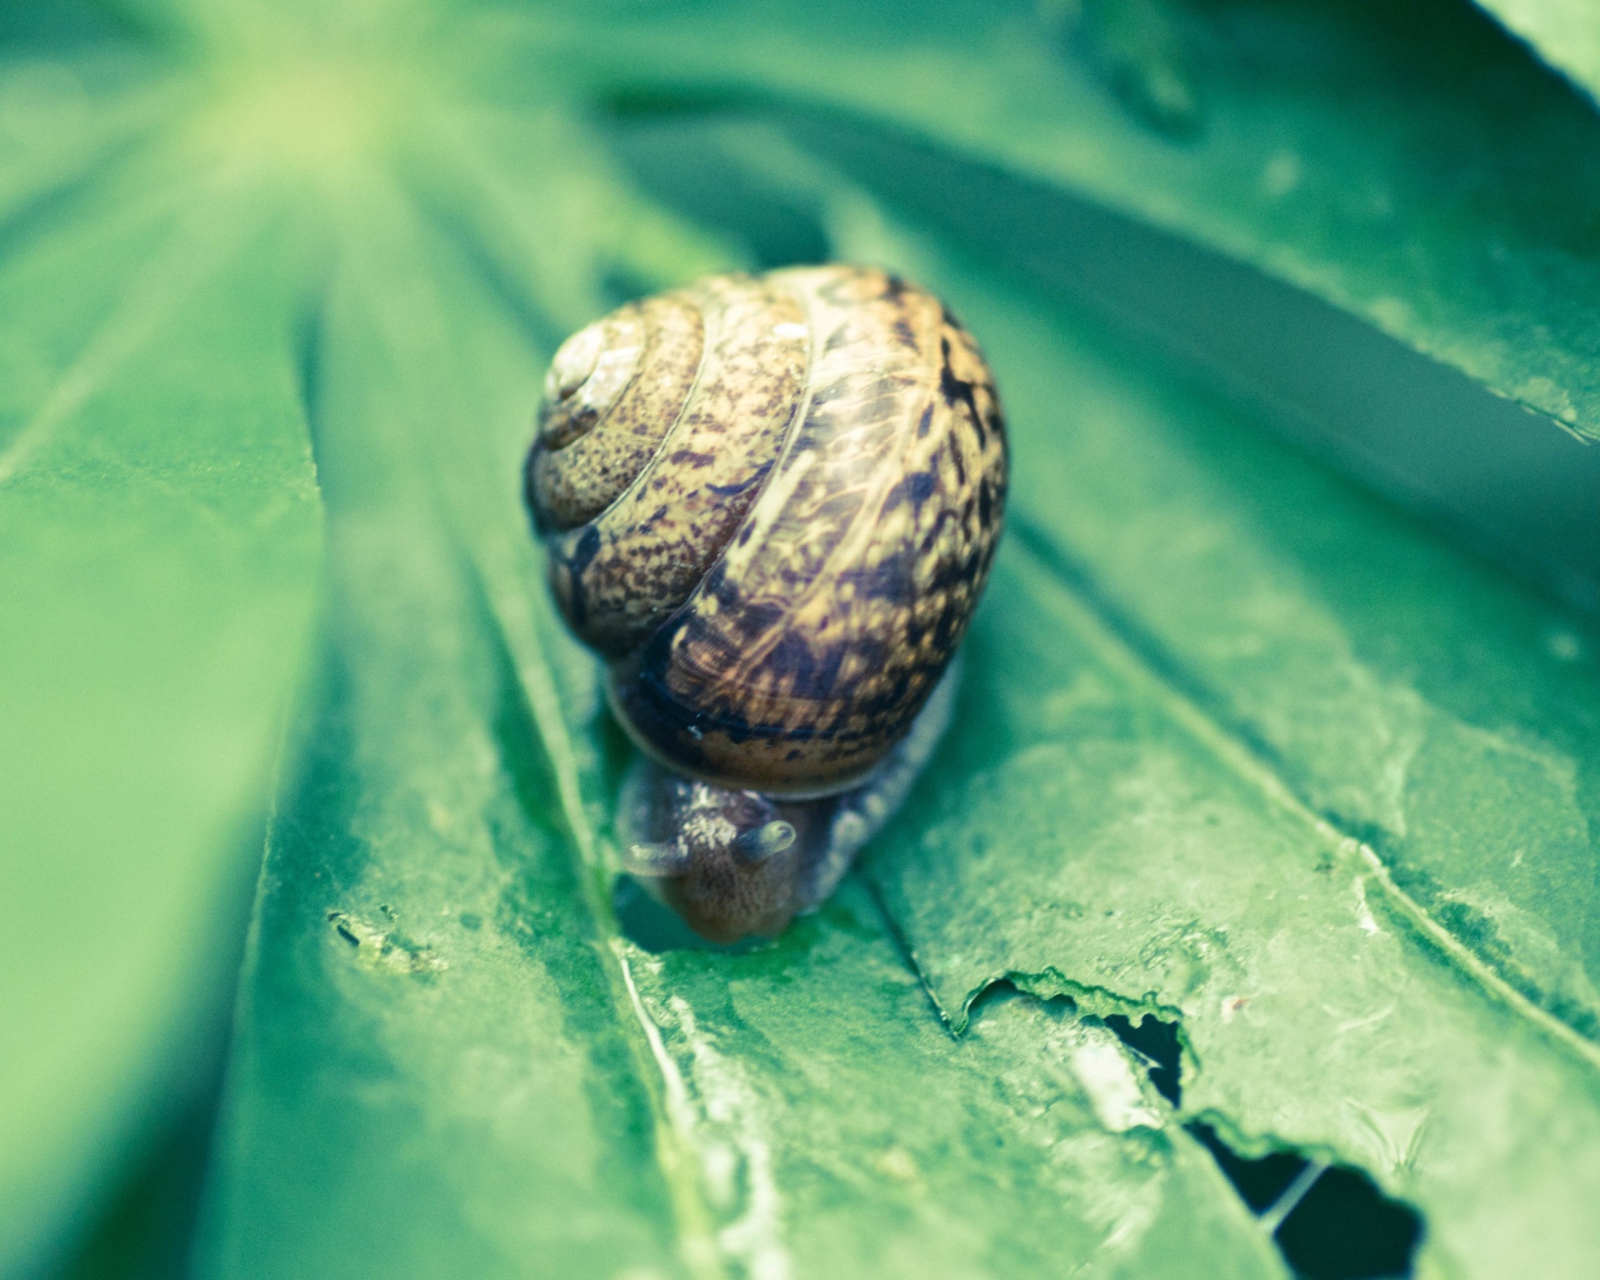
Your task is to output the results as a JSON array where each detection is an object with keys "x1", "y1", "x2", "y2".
[{"x1": 524, "y1": 266, "x2": 1007, "y2": 943}]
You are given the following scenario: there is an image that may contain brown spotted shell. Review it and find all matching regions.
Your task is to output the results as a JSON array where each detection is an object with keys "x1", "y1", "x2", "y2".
[{"x1": 525, "y1": 266, "x2": 1007, "y2": 798}]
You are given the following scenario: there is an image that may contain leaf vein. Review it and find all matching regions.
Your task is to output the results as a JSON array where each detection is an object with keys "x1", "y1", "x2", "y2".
[{"x1": 1007, "y1": 522, "x2": 1600, "y2": 1074}]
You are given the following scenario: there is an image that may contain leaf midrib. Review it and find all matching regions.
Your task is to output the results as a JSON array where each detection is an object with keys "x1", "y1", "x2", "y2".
[{"x1": 336, "y1": 165, "x2": 731, "y2": 1280}]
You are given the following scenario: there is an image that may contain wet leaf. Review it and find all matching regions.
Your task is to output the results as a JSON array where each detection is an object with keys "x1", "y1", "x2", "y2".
[
  {"x1": 3, "y1": 2, "x2": 1599, "y2": 1277},
  {"x1": 858, "y1": 210, "x2": 1600, "y2": 1277},
  {"x1": 194, "y1": 194, "x2": 1284, "y2": 1279}
]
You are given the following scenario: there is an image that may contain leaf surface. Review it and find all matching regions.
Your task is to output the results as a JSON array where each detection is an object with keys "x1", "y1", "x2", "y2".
[
  {"x1": 561, "y1": 0, "x2": 1600, "y2": 443},
  {"x1": 858, "y1": 225, "x2": 1600, "y2": 1278},
  {"x1": 196, "y1": 176, "x2": 1286, "y2": 1280},
  {"x1": 0, "y1": 91, "x2": 322, "y2": 1273},
  {"x1": 2, "y1": 3, "x2": 1598, "y2": 1277}
]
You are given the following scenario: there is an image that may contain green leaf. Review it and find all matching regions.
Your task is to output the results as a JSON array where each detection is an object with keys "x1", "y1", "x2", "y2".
[
  {"x1": 195, "y1": 193, "x2": 688, "y2": 1277},
  {"x1": 556, "y1": 102, "x2": 1600, "y2": 1057},
  {"x1": 5, "y1": 2, "x2": 1600, "y2": 1277},
  {"x1": 759, "y1": 105, "x2": 1600, "y2": 610},
  {"x1": 950, "y1": 259, "x2": 1600, "y2": 1045},
  {"x1": 196, "y1": 182, "x2": 1286, "y2": 1280},
  {"x1": 855, "y1": 226, "x2": 1600, "y2": 1275},
  {"x1": 581, "y1": 0, "x2": 1600, "y2": 442},
  {"x1": 0, "y1": 88, "x2": 322, "y2": 1273}
]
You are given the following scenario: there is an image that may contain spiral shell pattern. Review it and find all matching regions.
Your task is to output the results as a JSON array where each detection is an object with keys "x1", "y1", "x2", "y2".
[{"x1": 526, "y1": 265, "x2": 1007, "y2": 797}]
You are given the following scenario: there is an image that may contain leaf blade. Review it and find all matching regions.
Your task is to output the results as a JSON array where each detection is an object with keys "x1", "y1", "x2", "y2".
[
  {"x1": 853, "y1": 223, "x2": 1600, "y2": 1278},
  {"x1": 195, "y1": 165, "x2": 1290, "y2": 1280},
  {"x1": 564, "y1": 0, "x2": 1600, "y2": 443},
  {"x1": 0, "y1": 154, "x2": 322, "y2": 1271}
]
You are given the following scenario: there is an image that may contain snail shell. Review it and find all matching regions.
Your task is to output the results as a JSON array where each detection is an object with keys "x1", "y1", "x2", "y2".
[{"x1": 525, "y1": 265, "x2": 1006, "y2": 938}]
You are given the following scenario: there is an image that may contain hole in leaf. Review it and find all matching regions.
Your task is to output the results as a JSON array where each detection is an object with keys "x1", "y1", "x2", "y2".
[
  {"x1": 1277, "y1": 1166, "x2": 1427, "y2": 1280},
  {"x1": 1189, "y1": 1122, "x2": 1425, "y2": 1279},
  {"x1": 934, "y1": 979, "x2": 1425, "y2": 1278},
  {"x1": 1103, "y1": 1012, "x2": 1182, "y2": 1105},
  {"x1": 1095, "y1": 1008, "x2": 1424, "y2": 1277},
  {"x1": 1189, "y1": 1121, "x2": 1316, "y2": 1213}
]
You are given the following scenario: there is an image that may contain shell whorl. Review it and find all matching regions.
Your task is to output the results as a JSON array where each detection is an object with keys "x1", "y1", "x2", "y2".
[{"x1": 526, "y1": 265, "x2": 1007, "y2": 797}]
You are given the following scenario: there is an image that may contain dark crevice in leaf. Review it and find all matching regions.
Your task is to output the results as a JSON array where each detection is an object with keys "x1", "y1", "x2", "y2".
[
  {"x1": 441, "y1": 535, "x2": 571, "y2": 890},
  {"x1": 858, "y1": 873, "x2": 961, "y2": 1030},
  {"x1": 961, "y1": 968, "x2": 1183, "y2": 1034},
  {"x1": 1104, "y1": 1012, "x2": 1182, "y2": 1106},
  {"x1": 599, "y1": 110, "x2": 832, "y2": 271},
  {"x1": 1274, "y1": 1165, "x2": 1424, "y2": 1280},
  {"x1": 976, "y1": 977, "x2": 1187, "y2": 1110},
  {"x1": 965, "y1": 976, "x2": 1422, "y2": 1277},
  {"x1": 963, "y1": 976, "x2": 1074, "y2": 1028},
  {"x1": 596, "y1": 84, "x2": 753, "y2": 122},
  {"x1": 1190, "y1": 1122, "x2": 1309, "y2": 1214},
  {"x1": 963, "y1": 973, "x2": 1190, "y2": 1066},
  {"x1": 1188, "y1": 1122, "x2": 1425, "y2": 1280},
  {"x1": 290, "y1": 286, "x2": 327, "y2": 461}
]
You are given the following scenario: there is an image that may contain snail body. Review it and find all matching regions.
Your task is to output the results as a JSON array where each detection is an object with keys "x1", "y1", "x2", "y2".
[{"x1": 526, "y1": 266, "x2": 1006, "y2": 941}]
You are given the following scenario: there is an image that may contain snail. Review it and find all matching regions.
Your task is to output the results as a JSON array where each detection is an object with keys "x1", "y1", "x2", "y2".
[{"x1": 524, "y1": 265, "x2": 1007, "y2": 942}]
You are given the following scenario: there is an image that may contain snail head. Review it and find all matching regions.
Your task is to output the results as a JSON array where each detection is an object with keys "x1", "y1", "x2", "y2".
[{"x1": 618, "y1": 763, "x2": 817, "y2": 943}]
